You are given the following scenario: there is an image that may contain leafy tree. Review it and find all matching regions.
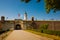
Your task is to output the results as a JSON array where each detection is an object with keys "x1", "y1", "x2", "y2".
[
  {"x1": 21, "y1": 0, "x2": 40, "y2": 3},
  {"x1": 37, "y1": 0, "x2": 41, "y2": 2},
  {"x1": 45, "y1": 0, "x2": 60, "y2": 13},
  {"x1": 20, "y1": 0, "x2": 60, "y2": 13},
  {"x1": 21, "y1": 0, "x2": 31, "y2": 3}
]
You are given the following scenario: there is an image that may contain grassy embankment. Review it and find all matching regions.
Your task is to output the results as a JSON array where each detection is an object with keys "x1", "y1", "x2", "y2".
[
  {"x1": 25, "y1": 30, "x2": 60, "y2": 40},
  {"x1": 0, "y1": 30, "x2": 13, "y2": 40}
]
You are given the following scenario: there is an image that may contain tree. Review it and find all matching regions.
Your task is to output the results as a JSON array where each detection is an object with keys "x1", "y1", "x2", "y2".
[
  {"x1": 21, "y1": 0, "x2": 31, "y2": 3},
  {"x1": 45, "y1": 0, "x2": 60, "y2": 13},
  {"x1": 21, "y1": 0, "x2": 40, "y2": 3},
  {"x1": 20, "y1": 0, "x2": 60, "y2": 13}
]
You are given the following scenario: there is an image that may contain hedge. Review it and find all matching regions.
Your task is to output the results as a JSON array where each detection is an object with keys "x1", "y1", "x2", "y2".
[{"x1": 0, "y1": 29, "x2": 10, "y2": 35}]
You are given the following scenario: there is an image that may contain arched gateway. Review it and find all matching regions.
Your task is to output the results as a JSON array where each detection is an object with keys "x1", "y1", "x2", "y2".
[{"x1": 14, "y1": 24, "x2": 21, "y2": 30}]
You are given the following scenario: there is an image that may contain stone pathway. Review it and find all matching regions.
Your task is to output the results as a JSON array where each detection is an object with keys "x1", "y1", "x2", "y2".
[{"x1": 5, "y1": 30, "x2": 53, "y2": 40}]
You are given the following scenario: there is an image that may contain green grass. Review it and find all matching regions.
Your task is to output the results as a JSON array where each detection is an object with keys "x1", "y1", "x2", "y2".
[{"x1": 25, "y1": 30, "x2": 60, "y2": 40}]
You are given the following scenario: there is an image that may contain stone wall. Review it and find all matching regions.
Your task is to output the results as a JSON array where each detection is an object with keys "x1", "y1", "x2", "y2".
[
  {"x1": 0, "y1": 21, "x2": 14, "y2": 31},
  {"x1": 0, "y1": 20, "x2": 60, "y2": 31},
  {"x1": 23, "y1": 21, "x2": 60, "y2": 31}
]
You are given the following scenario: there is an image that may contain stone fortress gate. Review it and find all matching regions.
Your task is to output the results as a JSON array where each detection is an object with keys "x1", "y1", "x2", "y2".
[{"x1": 0, "y1": 12, "x2": 60, "y2": 31}]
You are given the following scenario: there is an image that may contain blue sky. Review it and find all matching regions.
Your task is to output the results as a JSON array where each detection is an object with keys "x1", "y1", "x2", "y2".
[{"x1": 0, "y1": 0, "x2": 60, "y2": 20}]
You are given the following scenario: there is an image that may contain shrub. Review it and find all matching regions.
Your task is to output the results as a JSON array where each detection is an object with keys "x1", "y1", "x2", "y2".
[
  {"x1": 40, "y1": 24, "x2": 49, "y2": 30},
  {"x1": 0, "y1": 29, "x2": 10, "y2": 35},
  {"x1": 38, "y1": 24, "x2": 49, "y2": 33},
  {"x1": 0, "y1": 31, "x2": 5, "y2": 34}
]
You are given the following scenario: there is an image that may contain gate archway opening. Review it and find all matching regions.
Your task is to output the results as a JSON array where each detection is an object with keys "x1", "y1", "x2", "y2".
[{"x1": 15, "y1": 24, "x2": 22, "y2": 30}]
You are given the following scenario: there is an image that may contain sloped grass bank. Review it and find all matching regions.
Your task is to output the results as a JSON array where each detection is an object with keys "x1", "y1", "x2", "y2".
[
  {"x1": 42, "y1": 30, "x2": 60, "y2": 36},
  {"x1": 25, "y1": 30, "x2": 60, "y2": 40},
  {"x1": 0, "y1": 30, "x2": 13, "y2": 40}
]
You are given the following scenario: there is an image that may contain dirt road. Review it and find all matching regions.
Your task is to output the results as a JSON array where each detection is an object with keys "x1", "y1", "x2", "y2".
[{"x1": 5, "y1": 30, "x2": 53, "y2": 40}]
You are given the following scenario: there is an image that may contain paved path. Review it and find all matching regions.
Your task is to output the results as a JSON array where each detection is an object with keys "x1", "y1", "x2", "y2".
[{"x1": 5, "y1": 30, "x2": 53, "y2": 40}]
